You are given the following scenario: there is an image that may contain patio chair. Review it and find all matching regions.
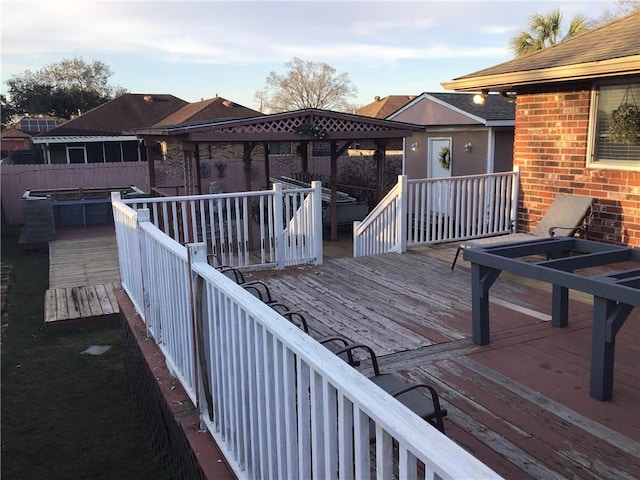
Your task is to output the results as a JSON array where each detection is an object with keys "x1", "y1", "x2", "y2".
[
  {"x1": 451, "y1": 193, "x2": 594, "y2": 269},
  {"x1": 333, "y1": 343, "x2": 447, "y2": 435}
]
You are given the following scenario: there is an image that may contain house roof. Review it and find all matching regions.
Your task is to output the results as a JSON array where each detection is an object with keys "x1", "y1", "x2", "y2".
[
  {"x1": 1, "y1": 127, "x2": 31, "y2": 139},
  {"x1": 355, "y1": 95, "x2": 416, "y2": 119},
  {"x1": 132, "y1": 108, "x2": 425, "y2": 143},
  {"x1": 442, "y1": 10, "x2": 640, "y2": 92},
  {"x1": 154, "y1": 96, "x2": 261, "y2": 127},
  {"x1": 38, "y1": 93, "x2": 188, "y2": 137},
  {"x1": 389, "y1": 92, "x2": 515, "y2": 125}
]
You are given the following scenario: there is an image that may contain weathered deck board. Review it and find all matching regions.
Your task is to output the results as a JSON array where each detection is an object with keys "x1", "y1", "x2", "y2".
[
  {"x1": 46, "y1": 233, "x2": 121, "y2": 328},
  {"x1": 44, "y1": 284, "x2": 120, "y2": 327},
  {"x1": 256, "y1": 244, "x2": 640, "y2": 479},
  {"x1": 48, "y1": 236, "x2": 120, "y2": 288}
]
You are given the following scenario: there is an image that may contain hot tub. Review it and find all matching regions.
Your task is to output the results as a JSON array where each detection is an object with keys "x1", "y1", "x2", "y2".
[{"x1": 22, "y1": 186, "x2": 146, "y2": 228}]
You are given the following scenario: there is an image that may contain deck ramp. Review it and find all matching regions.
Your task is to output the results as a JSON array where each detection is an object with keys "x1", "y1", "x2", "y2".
[{"x1": 45, "y1": 235, "x2": 120, "y2": 329}]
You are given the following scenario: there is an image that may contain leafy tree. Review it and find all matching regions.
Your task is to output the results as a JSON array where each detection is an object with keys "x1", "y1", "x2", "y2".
[
  {"x1": 1, "y1": 94, "x2": 18, "y2": 128},
  {"x1": 4, "y1": 57, "x2": 126, "y2": 119},
  {"x1": 255, "y1": 57, "x2": 358, "y2": 113},
  {"x1": 510, "y1": 9, "x2": 591, "y2": 57}
]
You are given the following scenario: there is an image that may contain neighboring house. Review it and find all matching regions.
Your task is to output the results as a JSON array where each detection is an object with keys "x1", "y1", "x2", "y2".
[
  {"x1": 1, "y1": 128, "x2": 32, "y2": 157},
  {"x1": 154, "y1": 96, "x2": 261, "y2": 160},
  {"x1": 1, "y1": 117, "x2": 64, "y2": 162},
  {"x1": 32, "y1": 93, "x2": 188, "y2": 164},
  {"x1": 351, "y1": 95, "x2": 416, "y2": 152},
  {"x1": 388, "y1": 92, "x2": 515, "y2": 178},
  {"x1": 443, "y1": 10, "x2": 640, "y2": 247},
  {"x1": 146, "y1": 96, "x2": 262, "y2": 194}
]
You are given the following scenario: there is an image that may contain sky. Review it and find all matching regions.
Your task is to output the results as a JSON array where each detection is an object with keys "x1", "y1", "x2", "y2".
[{"x1": 0, "y1": 0, "x2": 624, "y2": 111}]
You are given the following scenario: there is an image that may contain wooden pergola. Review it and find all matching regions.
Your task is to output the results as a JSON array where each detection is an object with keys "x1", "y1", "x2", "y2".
[{"x1": 133, "y1": 108, "x2": 423, "y2": 240}]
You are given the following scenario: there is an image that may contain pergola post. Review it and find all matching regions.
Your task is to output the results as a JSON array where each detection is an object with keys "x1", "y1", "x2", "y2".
[
  {"x1": 374, "y1": 141, "x2": 387, "y2": 203},
  {"x1": 329, "y1": 140, "x2": 352, "y2": 241},
  {"x1": 242, "y1": 142, "x2": 258, "y2": 192},
  {"x1": 262, "y1": 141, "x2": 270, "y2": 189},
  {"x1": 182, "y1": 142, "x2": 195, "y2": 195},
  {"x1": 145, "y1": 141, "x2": 156, "y2": 192}
]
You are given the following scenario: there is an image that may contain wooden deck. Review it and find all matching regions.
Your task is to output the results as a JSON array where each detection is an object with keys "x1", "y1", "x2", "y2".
[
  {"x1": 249, "y1": 242, "x2": 640, "y2": 480},
  {"x1": 46, "y1": 225, "x2": 639, "y2": 477},
  {"x1": 45, "y1": 227, "x2": 121, "y2": 329}
]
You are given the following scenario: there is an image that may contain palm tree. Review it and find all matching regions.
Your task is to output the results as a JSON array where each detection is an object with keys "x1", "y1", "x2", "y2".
[{"x1": 510, "y1": 8, "x2": 591, "y2": 57}]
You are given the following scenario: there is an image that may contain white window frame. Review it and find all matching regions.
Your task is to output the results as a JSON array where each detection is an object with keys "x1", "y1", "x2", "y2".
[
  {"x1": 66, "y1": 145, "x2": 87, "y2": 164},
  {"x1": 586, "y1": 81, "x2": 640, "y2": 171}
]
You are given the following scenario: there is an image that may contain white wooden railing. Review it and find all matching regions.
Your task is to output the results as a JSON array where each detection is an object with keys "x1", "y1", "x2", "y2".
[
  {"x1": 111, "y1": 196, "x2": 503, "y2": 479},
  {"x1": 119, "y1": 182, "x2": 323, "y2": 270},
  {"x1": 354, "y1": 170, "x2": 519, "y2": 257}
]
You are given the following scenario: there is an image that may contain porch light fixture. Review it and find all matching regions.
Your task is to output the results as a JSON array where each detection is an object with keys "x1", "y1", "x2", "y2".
[
  {"x1": 464, "y1": 142, "x2": 472, "y2": 152},
  {"x1": 472, "y1": 90, "x2": 488, "y2": 105},
  {"x1": 500, "y1": 91, "x2": 517, "y2": 103},
  {"x1": 410, "y1": 142, "x2": 419, "y2": 152}
]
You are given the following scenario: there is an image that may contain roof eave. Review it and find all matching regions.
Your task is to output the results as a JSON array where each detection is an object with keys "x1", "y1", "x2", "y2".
[
  {"x1": 441, "y1": 55, "x2": 640, "y2": 92},
  {"x1": 32, "y1": 135, "x2": 140, "y2": 144}
]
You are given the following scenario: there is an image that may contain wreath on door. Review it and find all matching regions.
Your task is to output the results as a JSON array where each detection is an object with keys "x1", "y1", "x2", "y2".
[{"x1": 438, "y1": 146, "x2": 451, "y2": 169}]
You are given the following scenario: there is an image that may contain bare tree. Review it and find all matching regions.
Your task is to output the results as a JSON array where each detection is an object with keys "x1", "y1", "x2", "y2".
[
  {"x1": 595, "y1": 0, "x2": 639, "y2": 26},
  {"x1": 509, "y1": 9, "x2": 591, "y2": 57},
  {"x1": 255, "y1": 58, "x2": 358, "y2": 113}
]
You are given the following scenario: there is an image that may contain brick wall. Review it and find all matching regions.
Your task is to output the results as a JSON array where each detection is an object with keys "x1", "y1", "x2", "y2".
[{"x1": 514, "y1": 90, "x2": 640, "y2": 247}]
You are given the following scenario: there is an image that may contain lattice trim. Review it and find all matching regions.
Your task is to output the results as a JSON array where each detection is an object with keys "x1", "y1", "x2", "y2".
[{"x1": 215, "y1": 114, "x2": 401, "y2": 135}]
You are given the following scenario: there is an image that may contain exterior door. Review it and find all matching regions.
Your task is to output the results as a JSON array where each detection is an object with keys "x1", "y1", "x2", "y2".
[
  {"x1": 428, "y1": 138, "x2": 452, "y2": 216},
  {"x1": 428, "y1": 138, "x2": 452, "y2": 178}
]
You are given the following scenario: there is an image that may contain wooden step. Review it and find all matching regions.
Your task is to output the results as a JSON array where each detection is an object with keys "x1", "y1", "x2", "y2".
[{"x1": 44, "y1": 283, "x2": 120, "y2": 330}]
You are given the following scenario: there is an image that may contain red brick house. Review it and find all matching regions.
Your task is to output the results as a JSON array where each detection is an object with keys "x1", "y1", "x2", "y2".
[{"x1": 443, "y1": 11, "x2": 640, "y2": 247}]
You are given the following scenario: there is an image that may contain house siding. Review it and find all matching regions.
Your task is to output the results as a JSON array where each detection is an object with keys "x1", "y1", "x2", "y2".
[{"x1": 514, "y1": 90, "x2": 639, "y2": 247}]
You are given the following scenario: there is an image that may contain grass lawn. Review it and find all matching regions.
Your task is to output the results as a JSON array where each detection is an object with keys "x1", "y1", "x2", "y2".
[{"x1": 1, "y1": 226, "x2": 172, "y2": 480}]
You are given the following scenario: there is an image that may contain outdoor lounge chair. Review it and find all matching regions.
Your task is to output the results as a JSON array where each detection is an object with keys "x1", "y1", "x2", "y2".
[
  {"x1": 451, "y1": 193, "x2": 594, "y2": 269},
  {"x1": 333, "y1": 343, "x2": 447, "y2": 435}
]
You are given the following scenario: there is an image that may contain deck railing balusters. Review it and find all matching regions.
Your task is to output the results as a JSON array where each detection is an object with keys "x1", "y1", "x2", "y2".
[
  {"x1": 354, "y1": 171, "x2": 519, "y2": 257},
  {"x1": 112, "y1": 189, "x2": 504, "y2": 480}
]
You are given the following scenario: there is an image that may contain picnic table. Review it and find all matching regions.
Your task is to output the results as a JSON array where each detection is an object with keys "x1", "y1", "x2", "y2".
[{"x1": 464, "y1": 237, "x2": 640, "y2": 401}]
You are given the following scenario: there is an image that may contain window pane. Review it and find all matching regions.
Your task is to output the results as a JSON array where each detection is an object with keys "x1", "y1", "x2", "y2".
[
  {"x1": 86, "y1": 143, "x2": 104, "y2": 163},
  {"x1": 49, "y1": 144, "x2": 67, "y2": 164},
  {"x1": 104, "y1": 142, "x2": 121, "y2": 162},
  {"x1": 268, "y1": 142, "x2": 292, "y2": 155},
  {"x1": 121, "y1": 142, "x2": 139, "y2": 162},
  {"x1": 68, "y1": 147, "x2": 86, "y2": 164},
  {"x1": 594, "y1": 83, "x2": 640, "y2": 164}
]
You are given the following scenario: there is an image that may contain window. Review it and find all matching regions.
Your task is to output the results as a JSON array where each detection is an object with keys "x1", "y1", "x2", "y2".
[
  {"x1": 588, "y1": 82, "x2": 640, "y2": 170},
  {"x1": 86, "y1": 143, "x2": 104, "y2": 163},
  {"x1": 67, "y1": 146, "x2": 86, "y2": 163},
  {"x1": 268, "y1": 142, "x2": 292, "y2": 155},
  {"x1": 121, "y1": 141, "x2": 140, "y2": 161}
]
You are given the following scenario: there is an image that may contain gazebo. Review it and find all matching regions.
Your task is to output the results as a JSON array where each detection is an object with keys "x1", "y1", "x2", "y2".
[{"x1": 132, "y1": 108, "x2": 424, "y2": 240}]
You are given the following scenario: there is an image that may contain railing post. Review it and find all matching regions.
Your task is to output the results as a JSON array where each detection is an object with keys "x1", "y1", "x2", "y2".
[
  {"x1": 187, "y1": 242, "x2": 208, "y2": 430},
  {"x1": 353, "y1": 221, "x2": 361, "y2": 257},
  {"x1": 310, "y1": 181, "x2": 324, "y2": 266},
  {"x1": 397, "y1": 175, "x2": 408, "y2": 253},
  {"x1": 511, "y1": 166, "x2": 520, "y2": 233},
  {"x1": 273, "y1": 182, "x2": 285, "y2": 269},
  {"x1": 137, "y1": 208, "x2": 152, "y2": 338}
]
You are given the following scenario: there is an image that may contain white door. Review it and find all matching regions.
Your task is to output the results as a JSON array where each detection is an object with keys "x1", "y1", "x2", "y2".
[
  {"x1": 428, "y1": 138, "x2": 452, "y2": 179},
  {"x1": 428, "y1": 138, "x2": 452, "y2": 217}
]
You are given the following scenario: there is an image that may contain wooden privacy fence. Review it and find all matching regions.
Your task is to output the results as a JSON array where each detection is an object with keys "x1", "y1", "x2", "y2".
[
  {"x1": 354, "y1": 171, "x2": 519, "y2": 257},
  {"x1": 111, "y1": 197, "x2": 503, "y2": 479},
  {"x1": 1, "y1": 162, "x2": 149, "y2": 224}
]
